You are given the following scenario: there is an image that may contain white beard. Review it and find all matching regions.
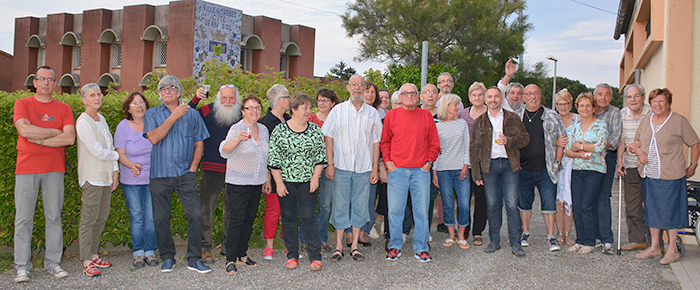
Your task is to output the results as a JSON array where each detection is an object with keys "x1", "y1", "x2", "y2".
[{"x1": 213, "y1": 102, "x2": 242, "y2": 126}]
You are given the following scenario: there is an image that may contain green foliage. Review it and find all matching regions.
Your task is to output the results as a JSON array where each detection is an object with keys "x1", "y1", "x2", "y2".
[
  {"x1": 363, "y1": 68, "x2": 386, "y2": 89},
  {"x1": 327, "y1": 60, "x2": 357, "y2": 81},
  {"x1": 342, "y1": 0, "x2": 531, "y2": 88},
  {"x1": 0, "y1": 61, "x2": 347, "y2": 251}
]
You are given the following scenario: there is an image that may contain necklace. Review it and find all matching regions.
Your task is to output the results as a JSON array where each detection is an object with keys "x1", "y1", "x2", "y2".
[{"x1": 525, "y1": 109, "x2": 539, "y2": 122}]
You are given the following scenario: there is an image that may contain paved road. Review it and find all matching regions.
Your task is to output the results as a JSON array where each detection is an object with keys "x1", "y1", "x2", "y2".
[{"x1": 2, "y1": 179, "x2": 682, "y2": 289}]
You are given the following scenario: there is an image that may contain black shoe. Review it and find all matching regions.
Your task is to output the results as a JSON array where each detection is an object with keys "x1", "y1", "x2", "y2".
[
  {"x1": 436, "y1": 224, "x2": 448, "y2": 233},
  {"x1": 358, "y1": 241, "x2": 372, "y2": 247}
]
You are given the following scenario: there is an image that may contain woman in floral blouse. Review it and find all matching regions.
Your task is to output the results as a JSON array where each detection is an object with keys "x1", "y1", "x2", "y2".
[{"x1": 268, "y1": 93, "x2": 327, "y2": 271}]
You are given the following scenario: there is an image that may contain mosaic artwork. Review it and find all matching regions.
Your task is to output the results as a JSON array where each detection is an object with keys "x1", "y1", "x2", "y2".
[{"x1": 193, "y1": 0, "x2": 242, "y2": 81}]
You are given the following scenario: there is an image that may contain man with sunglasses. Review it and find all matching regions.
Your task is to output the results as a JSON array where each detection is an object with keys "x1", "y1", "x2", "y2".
[
  {"x1": 13, "y1": 66, "x2": 75, "y2": 283},
  {"x1": 188, "y1": 84, "x2": 242, "y2": 262}
]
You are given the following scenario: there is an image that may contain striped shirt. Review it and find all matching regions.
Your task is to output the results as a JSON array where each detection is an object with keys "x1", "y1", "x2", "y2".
[
  {"x1": 322, "y1": 100, "x2": 383, "y2": 173},
  {"x1": 515, "y1": 106, "x2": 567, "y2": 183},
  {"x1": 435, "y1": 118, "x2": 470, "y2": 171},
  {"x1": 144, "y1": 105, "x2": 210, "y2": 178},
  {"x1": 620, "y1": 105, "x2": 651, "y2": 168},
  {"x1": 219, "y1": 120, "x2": 269, "y2": 185}
]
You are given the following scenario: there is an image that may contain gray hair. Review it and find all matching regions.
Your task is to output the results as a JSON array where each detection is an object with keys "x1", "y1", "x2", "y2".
[
  {"x1": 290, "y1": 92, "x2": 313, "y2": 116},
  {"x1": 216, "y1": 84, "x2": 241, "y2": 104},
  {"x1": 623, "y1": 84, "x2": 645, "y2": 97},
  {"x1": 390, "y1": 91, "x2": 401, "y2": 105},
  {"x1": 594, "y1": 83, "x2": 612, "y2": 95},
  {"x1": 506, "y1": 82, "x2": 524, "y2": 95},
  {"x1": 437, "y1": 72, "x2": 453, "y2": 83},
  {"x1": 157, "y1": 75, "x2": 184, "y2": 97},
  {"x1": 80, "y1": 83, "x2": 101, "y2": 98},
  {"x1": 437, "y1": 94, "x2": 461, "y2": 121},
  {"x1": 400, "y1": 83, "x2": 418, "y2": 94},
  {"x1": 267, "y1": 84, "x2": 288, "y2": 109}
]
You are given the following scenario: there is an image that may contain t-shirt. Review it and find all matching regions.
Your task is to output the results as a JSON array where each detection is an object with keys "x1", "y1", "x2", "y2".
[
  {"x1": 114, "y1": 119, "x2": 153, "y2": 185},
  {"x1": 13, "y1": 96, "x2": 75, "y2": 174},
  {"x1": 520, "y1": 107, "x2": 546, "y2": 171}
]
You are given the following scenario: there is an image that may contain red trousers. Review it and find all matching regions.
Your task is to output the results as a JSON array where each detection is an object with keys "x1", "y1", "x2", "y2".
[{"x1": 264, "y1": 193, "x2": 282, "y2": 239}]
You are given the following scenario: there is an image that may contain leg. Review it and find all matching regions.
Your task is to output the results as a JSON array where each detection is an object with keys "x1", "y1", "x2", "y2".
[
  {"x1": 90, "y1": 186, "x2": 112, "y2": 258},
  {"x1": 410, "y1": 168, "x2": 432, "y2": 254},
  {"x1": 624, "y1": 168, "x2": 646, "y2": 244},
  {"x1": 198, "y1": 170, "x2": 225, "y2": 251},
  {"x1": 297, "y1": 182, "x2": 322, "y2": 261},
  {"x1": 330, "y1": 169, "x2": 353, "y2": 251},
  {"x1": 123, "y1": 184, "x2": 146, "y2": 257},
  {"x1": 578, "y1": 171, "x2": 604, "y2": 246},
  {"x1": 41, "y1": 172, "x2": 65, "y2": 269},
  {"x1": 454, "y1": 171, "x2": 471, "y2": 240},
  {"x1": 140, "y1": 185, "x2": 158, "y2": 256},
  {"x1": 279, "y1": 182, "x2": 301, "y2": 259},
  {"x1": 387, "y1": 168, "x2": 410, "y2": 250},
  {"x1": 317, "y1": 172, "x2": 332, "y2": 243},
  {"x1": 518, "y1": 169, "x2": 535, "y2": 234},
  {"x1": 150, "y1": 177, "x2": 176, "y2": 261},
  {"x1": 226, "y1": 184, "x2": 248, "y2": 262},
  {"x1": 437, "y1": 170, "x2": 457, "y2": 240},
  {"x1": 349, "y1": 171, "x2": 371, "y2": 246},
  {"x1": 79, "y1": 183, "x2": 105, "y2": 261},
  {"x1": 176, "y1": 172, "x2": 204, "y2": 265},
  {"x1": 501, "y1": 166, "x2": 522, "y2": 248},
  {"x1": 264, "y1": 192, "x2": 281, "y2": 247},
  {"x1": 238, "y1": 186, "x2": 262, "y2": 259},
  {"x1": 595, "y1": 152, "x2": 616, "y2": 244},
  {"x1": 536, "y1": 170, "x2": 558, "y2": 237},
  {"x1": 482, "y1": 162, "x2": 505, "y2": 247},
  {"x1": 427, "y1": 178, "x2": 439, "y2": 231},
  {"x1": 360, "y1": 183, "x2": 377, "y2": 235},
  {"x1": 14, "y1": 174, "x2": 41, "y2": 271}
]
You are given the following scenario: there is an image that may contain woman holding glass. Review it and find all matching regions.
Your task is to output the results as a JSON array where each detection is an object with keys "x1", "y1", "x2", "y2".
[
  {"x1": 564, "y1": 92, "x2": 607, "y2": 254},
  {"x1": 268, "y1": 93, "x2": 327, "y2": 271},
  {"x1": 220, "y1": 94, "x2": 271, "y2": 275},
  {"x1": 554, "y1": 89, "x2": 578, "y2": 246},
  {"x1": 114, "y1": 92, "x2": 158, "y2": 268},
  {"x1": 628, "y1": 88, "x2": 700, "y2": 264}
]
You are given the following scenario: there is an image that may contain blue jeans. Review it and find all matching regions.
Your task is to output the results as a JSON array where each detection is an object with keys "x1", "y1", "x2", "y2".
[
  {"x1": 387, "y1": 167, "x2": 430, "y2": 253},
  {"x1": 481, "y1": 158, "x2": 521, "y2": 247},
  {"x1": 122, "y1": 184, "x2": 157, "y2": 257},
  {"x1": 317, "y1": 172, "x2": 332, "y2": 243},
  {"x1": 595, "y1": 151, "x2": 616, "y2": 244},
  {"x1": 346, "y1": 183, "x2": 377, "y2": 234},
  {"x1": 437, "y1": 170, "x2": 471, "y2": 227},
  {"x1": 571, "y1": 170, "x2": 605, "y2": 246},
  {"x1": 330, "y1": 169, "x2": 370, "y2": 230},
  {"x1": 401, "y1": 174, "x2": 439, "y2": 235},
  {"x1": 518, "y1": 169, "x2": 557, "y2": 213}
]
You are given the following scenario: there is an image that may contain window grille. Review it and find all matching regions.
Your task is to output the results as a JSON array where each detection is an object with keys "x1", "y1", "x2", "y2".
[
  {"x1": 240, "y1": 48, "x2": 250, "y2": 71},
  {"x1": 280, "y1": 55, "x2": 288, "y2": 78},
  {"x1": 37, "y1": 47, "x2": 46, "y2": 68},
  {"x1": 111, "y1": 44, "x2": 122, "y2": 68},
  {"x1": 73, "y1": 46, "x2": 81, "y2": 69},
  {"x1": 154, "y1": 41, "x2": 167, "y2": 67}
]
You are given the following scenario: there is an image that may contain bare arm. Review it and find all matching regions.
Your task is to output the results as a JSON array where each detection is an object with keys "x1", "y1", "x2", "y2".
[
  {"x1": 499, "y1": 58, "x2": 516, "y2": 86},
  {"x1": 38, "y1": 124, "x2": 76, "y2": 147},
  {"x1": 324, "y1": 137, "x2": 335, "y2": 181},
  {"x1": 370, "y1": 142, "x2": 380, "y2": 184},
  {"x1": 15, "y1": 118, "x2": 61, "y2": 140},
  {"x1": 687, "y1": 143, "x2": 700, "y2": 178},
  {"x1": 190, "y1": 140, "x2": 204, "y2": 172}
]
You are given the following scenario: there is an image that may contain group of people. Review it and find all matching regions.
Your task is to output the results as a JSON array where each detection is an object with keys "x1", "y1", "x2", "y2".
[{"x1": 13, "y1": 60, "x2": 699, "y2": 282}]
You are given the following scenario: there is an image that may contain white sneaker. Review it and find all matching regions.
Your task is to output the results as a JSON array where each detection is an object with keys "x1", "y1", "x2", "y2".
[
  {"x1": 429, "y1": 235, "x2": 433, "y2": 242},
  {"x1": 15, "y1": 270, "x2": 29, "y2": 283},
  {"x1": 48, "y1": 266, "x2": 69, "y2": 278},
  {"x1": 369, "y1": 227, "x2": 381, "y2": 239},
  {"x1": 402, "y1": 233, "x2": 408, "y2": 243}
]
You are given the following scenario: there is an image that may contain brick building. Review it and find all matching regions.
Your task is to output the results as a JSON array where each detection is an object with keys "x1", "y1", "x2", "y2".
[{"x1": 11, "y1": 0, "x2": 315, "y2": 93}]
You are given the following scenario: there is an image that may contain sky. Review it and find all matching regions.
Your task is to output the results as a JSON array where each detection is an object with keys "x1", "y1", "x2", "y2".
[{"x1": 0, "y1": 0, "x2": 623, "y2": 88}]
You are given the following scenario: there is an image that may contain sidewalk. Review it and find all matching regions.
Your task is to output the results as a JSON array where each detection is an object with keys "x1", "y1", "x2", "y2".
[{"x1": 0, "y1": 178, "x2": 689, "y2": 289}]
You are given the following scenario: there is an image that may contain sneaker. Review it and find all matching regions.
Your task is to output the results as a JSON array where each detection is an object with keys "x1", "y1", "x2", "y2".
[
  {"x1": 48, "y1": 266, "x2": 68, "y2": 278},
  {"x1": 436, "y1": 223, "x2": 448, "y2": 233},
  {"x1": 161, "y1": 258, "x2": 175, "y2": 273},
  {"x1": 187, "y1": 260, "x2": 212, "y2": 274},
  {"x1": 225, "y1": 261, "x2": 237, "y2": 275},
  {"x1": 263, "y1": 247, "x2": 274, "y2": 260},
  {"x1": 595, "y1": 239, "x2": 603, "y2": 248},
  {"x1": 83, "y1": 263, "x2": 101, "y2": 277},
  {"x1": 512, "y1": 246, "x2": 526, "y2": 257},
  {"x1": 146, "y1": 255, "x2": 159, "y2": 266},
  {"x1": 602, "y1": 243, "x2": 615, "y2": 255},
  {"x1": 15, "y1": 270, "x2": 29, "y2": 283},
  {"x1": 429, "y1": 235, "x2": 433, "y2": 242},
  {"x1": 520, "y1": 233, "x2": 530, "y2": 247},
  {"x1": 484, "y1": 242, "x2": 501, "y2": 253},
  {"x1": 414, "y1": 251, "x2": 432, "y2": 263},
  {"x1": 133, "y1": 256, "x2": 146, "y2": 268},
  {"x1": 548, "y1": 238, "x2": 561, "y2": 252},
  {"x1": 402, "y1": 233, "x2": 408, "y2": 243},
  {"x1": 386, "y1": 248, "x2": 402, "y2": 261},
  {"x1": 369, "y1": 227, "x2": 381, "y2": 239},
  {"x1": 92, "y1": 255, "x2": 113, "y2": 268},
  {"x1": 201, "y1": 248, "x2": 214, "y2": 263}
]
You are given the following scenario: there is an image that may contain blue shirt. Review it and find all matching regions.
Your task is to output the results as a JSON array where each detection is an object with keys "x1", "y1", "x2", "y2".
[{"x1": 144, "y1": 104, "x2": 210, "y2": 178}]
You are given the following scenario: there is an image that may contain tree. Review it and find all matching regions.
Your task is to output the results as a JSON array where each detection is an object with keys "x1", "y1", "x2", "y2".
[
  {"x1": 327, "y1": 60, "x2": 357, "y2": 81},
  {"x1": 341, "y1": 0, "x2": 531, "y2": 87}
]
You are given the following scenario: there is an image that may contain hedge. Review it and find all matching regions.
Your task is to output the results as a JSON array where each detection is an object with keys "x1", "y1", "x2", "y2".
[{"x1": 0, "y1": 65, "x2": 347, "y2": 251}]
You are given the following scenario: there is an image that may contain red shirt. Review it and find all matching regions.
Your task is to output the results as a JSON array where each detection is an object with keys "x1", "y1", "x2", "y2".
[
  {"x1": 14, "y1": 96, "x2": 75, "y2": 174},
  {"x1": 380, "y1": 107, "x2": 440, "y2": 168}
]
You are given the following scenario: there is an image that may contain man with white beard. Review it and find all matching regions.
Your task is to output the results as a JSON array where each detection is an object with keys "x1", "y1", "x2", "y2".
[{"x1": 189, "y1": 84, "x2": 242, "y2": 262}]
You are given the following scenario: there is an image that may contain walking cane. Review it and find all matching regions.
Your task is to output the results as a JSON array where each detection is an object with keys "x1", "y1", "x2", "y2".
[{"x1": 617, "y1": 174, "x2": 622, "y2": 255}]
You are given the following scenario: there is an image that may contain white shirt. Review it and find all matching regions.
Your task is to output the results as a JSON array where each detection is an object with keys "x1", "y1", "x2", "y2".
[
  {"x1": 322, "y1": 100, "x2": 383, "y2": 173},
  {"x1": 76, "y1": 118, "x2": 119, "y2": 186},
  {"x1": 487, "y1": 108, "x2": 508, "y2": 159},
  {"x1": 219, "y1": 120, "x2": 270, "y2": 185}
]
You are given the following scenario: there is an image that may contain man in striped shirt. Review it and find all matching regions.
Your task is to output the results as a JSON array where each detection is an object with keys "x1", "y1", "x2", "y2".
[{"x1": 323, "y1": 75, "x2": 383, "y2": 261}]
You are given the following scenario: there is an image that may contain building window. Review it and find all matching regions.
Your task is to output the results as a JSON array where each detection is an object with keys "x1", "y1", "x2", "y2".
[
  {"x1": 37, "y1": 47, "x2": 46, "y2": 68},
  {"x1": 73, "y1": 46, "x2": 81, "y2": 69},
  {"x1": 154, "y1": 41, "x2": 167, "y2": 67},
  {"x1": 240, "y1": 48, "x2": 250, "y2": 72},
  {"x1": 280, "y1": 55, "x2": 288, "y2": 78},
  {"x1": 111, "y1": 43, "x2": 122, "y2": 68}
]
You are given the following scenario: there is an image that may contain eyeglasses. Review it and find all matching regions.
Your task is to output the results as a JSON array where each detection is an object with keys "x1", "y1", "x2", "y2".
[
  {"x1": 35, "y1": 77, "x2": 56, "y2": 83},
  {"x1": 220, "y1": 84, "x2": 236, "y2": 90},
  {"x1": 422, "y1": 90, "x2": 438, "y2": 95},
  {"x1": 625, "y1": 93, "x2": 643, "y2": 99},
  {"x1": 400, "y1": 91, "x2": 418, "y2": 97},
  {"x1": 159, "y1": 85, "x2": 179, "y2": 92},
  {"x1": 244, "y1": 106, "x2": 262, "y2": 111},
  {"x1": 555, "y1": 102, "x2": 570, "y2": 107},
  {"x1": 279, "y1": 95, "x2": 290, "y2": 99},
  {"x1": 317, "y1": 99, "x2": 332, "y2": 103},
  {"x1": 524, "y1": 92, "x2": 541, "y2": 97},
  {"x1": 438, "y1": 79, "x2": 453, "y2": 84},
  {"x1": 130, "y1": 100, "x2": 146, "y2": 107}
]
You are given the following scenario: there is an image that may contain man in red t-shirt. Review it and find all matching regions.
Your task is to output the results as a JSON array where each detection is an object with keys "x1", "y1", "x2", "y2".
[
  {"x1": 13, "y1": 66, "x2": 75, "y2": 283},
  {"x1": 381, "y1": 83, "x2": 440, "y2": 263}
]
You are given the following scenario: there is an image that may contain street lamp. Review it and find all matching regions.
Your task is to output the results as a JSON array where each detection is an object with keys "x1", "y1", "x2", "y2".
[{"x1": 546, "y1": 55, "x2": 558, "y2": 109}]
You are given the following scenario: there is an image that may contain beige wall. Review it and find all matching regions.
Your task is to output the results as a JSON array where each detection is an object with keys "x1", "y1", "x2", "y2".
[{"x1": 640, "y1": 40, "x2": 665, "y2": 96}]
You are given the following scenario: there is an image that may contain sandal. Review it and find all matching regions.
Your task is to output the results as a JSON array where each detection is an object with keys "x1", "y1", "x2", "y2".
[
  {"x1": 458, "y1": 240, "x2": 470, "y2": 249},
  {"x1": 330, "y1": 250, "x2": 343, "y2": 262},
  {"x1": 310, "y1": 260, "x2": 322, "y2": 271},
  {"x1": 578, "y1": 246, "x2": 595, "y2": 254},
  {"x1": 285, "y1": 258, "x2": 298, "y2": 269},
  {"x1": 442, "y1": 238, "x2": 455, "y2": 247},
  {"x1": 567, "y1": 244, "x2": 583, "y2": 252},
  {"x1": 225, "y1": 261, "x2": 237, "y2": 275},
  {"x1": 473, "y1": 236, "x2": 483, "y2": 246},
  {"x1": 351, "y1": 249, "x2": 364, "y2": 261},
  {"x1": 565, "y1": 232, "x2": 575, "y2": 246}
]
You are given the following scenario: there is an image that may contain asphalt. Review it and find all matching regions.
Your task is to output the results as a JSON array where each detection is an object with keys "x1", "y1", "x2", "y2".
[{"x1": 2, "y1": 178, "x2": 682, "y2": 289}]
